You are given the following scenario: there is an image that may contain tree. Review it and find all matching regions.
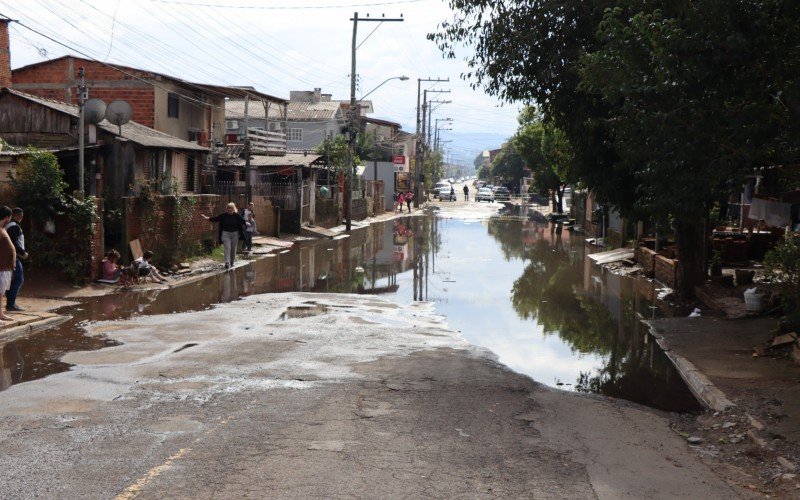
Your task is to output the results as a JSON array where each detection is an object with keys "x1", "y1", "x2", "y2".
[
  {"x1": 513, "y1": 108, "x2": 576, "y2": 212},
  {"x1": 577, "y1": 2, "x2": 800, "y2": 294},
  {"x1": 489, "y1": 142, "x2": 526, "y2": 189},
  {"x1": 432, "y1": 0, "x2": 800, "y2": 296},
  {"x1": 316, "y1": 135, "x2": 360, "y2": 172}
]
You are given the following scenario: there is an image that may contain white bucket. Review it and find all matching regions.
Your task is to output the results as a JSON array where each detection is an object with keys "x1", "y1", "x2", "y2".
[{"x1": 744, "y1": 291, "x2": 764, "y2": 313}]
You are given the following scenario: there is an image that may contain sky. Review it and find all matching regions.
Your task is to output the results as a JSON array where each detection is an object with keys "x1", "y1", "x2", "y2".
[{"x1": 1, "y1": 0, "x2": 522, "y2": 166}]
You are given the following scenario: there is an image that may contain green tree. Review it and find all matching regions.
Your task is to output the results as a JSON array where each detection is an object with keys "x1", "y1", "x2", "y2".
[
  {"x1": 578, "y1": 2, "x2": 800, "y2": 294},
  {"x1": 432, "y1": 0, "x2": 800, "y2": 296},
  {"x1": 316, "y1": 135, "x2": 361, "y2": 172},
  {"x1": 513, "y1": 108, "x2": 576, "y2": 212},
  {"x1": 8, "y1": 148, "x2": 97, "y2": 281},
  {"x1": 489, "y1": 142, "x2": 525, "y2": 189}
]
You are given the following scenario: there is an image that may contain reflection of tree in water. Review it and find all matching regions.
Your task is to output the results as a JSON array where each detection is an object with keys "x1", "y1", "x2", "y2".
[
  {"x1": 510, "y1": 238, "x2": 700, "y2": 412},
  {"x1": 487, "y1": 219, "x2": 527, "y2": 260}
]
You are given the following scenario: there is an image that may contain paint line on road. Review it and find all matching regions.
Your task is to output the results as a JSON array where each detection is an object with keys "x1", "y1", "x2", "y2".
[{"x1": 115, "y1": 448, "x2": 191, "y2": 500}]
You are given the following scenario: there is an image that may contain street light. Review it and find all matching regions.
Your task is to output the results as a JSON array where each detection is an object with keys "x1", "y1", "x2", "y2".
[
  {"x1": 346, "y1": 12, "x2": 404, "y2": 232},
  {"x1": 346, "y1": 75, "x2": 409, "y2": 231}
]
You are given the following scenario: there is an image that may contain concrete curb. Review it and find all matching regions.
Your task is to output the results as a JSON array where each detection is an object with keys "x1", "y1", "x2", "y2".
[
  {"x1": 645, "y1": 321, "x2": 736, "y2": 412},
  {"x1": 0, "y1": 315, "x2": 72, "y2": 346}
]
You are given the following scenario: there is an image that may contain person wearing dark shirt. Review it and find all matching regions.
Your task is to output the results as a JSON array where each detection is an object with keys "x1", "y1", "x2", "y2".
[
  {"x1": 202, "y1": 202, "x2": 247, "y2": 269},
  {"x1": 5, "y1": 207, "x2": 27, "y2": 311}
]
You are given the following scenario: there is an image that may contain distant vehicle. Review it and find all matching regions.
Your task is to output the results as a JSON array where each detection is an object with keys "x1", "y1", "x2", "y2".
[
  {"x1": 476, "y1": 187, "x2": 493, "y2": 202},
  {"x1": 475, "y1": 180, "x2": 486, "y2": 189},
  {"x1": 435, "y1": 180, "x2": 450, "y2": 190},
  {"x1": 437, "y1": 185, "x2": 456, "y2": 201},
  {"x1": 493, "y1": 187, "x2": 510, "y2": 201}
]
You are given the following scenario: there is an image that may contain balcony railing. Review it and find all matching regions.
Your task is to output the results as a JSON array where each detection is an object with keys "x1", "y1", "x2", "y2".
[{"x1": 247, "y1": 127, "x2": 287, "y2": 155}]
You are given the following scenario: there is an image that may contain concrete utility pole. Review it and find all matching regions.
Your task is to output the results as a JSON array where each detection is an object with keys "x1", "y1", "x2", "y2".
[
  {"x1": 346, "y1": 12, "x2": 404, "y2": 232},
  {"x1": 77, "y1": 67, "x2": 87, "y2": 199},
  {"x1": 414, "y1": 78, "x2": 448, "y2": 206},
  {"x1": 244, "y1": 94, "x2": 251, "y2": 199},
  {"x1": 419, "y1": 90, "x2": 449, "y2": 190}
]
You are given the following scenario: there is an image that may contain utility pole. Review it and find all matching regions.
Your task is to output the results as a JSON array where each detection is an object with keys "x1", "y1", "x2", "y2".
[
  {"x1": 244, "y1": 94, "x2": 251, "y2": 200},
  {"x1": 414, "y1": 77, "x2": 448, "y2": 206},
  {"x1": 77, "y1": 67, "x2": 87, "y2": 199},
  {"x1": 419, "y1": 89, "x2": 449, "y2": 195},
  {"x1": 347, "y1": 12, "x2": 404, "y2": 232}
]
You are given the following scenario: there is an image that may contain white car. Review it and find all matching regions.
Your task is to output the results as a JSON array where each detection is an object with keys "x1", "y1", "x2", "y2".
[
  {"x1": 437, "y1": 185, "x2": 456, "y2": 201},
  {"x1": 476, "y1": 187, "x2": 493, "y2": 202}
]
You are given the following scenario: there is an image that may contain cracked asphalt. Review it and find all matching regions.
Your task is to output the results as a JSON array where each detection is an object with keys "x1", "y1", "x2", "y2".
[{"x1": 0, "y1": 289, "x2": 748, "y2": 499}]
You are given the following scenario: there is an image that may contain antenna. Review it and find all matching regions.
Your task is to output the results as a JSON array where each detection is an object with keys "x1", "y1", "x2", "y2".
[
  {"x1": 105, "y1": 100, "x2": 132, "y2": 136},
  {"x1": 83, "y1": 98, "x2": 106, "y2": 125}
]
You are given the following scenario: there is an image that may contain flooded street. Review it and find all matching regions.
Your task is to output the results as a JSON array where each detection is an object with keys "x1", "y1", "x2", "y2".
[{"x1": 0, "y1": 213, "x2": 699, "y2": 412}]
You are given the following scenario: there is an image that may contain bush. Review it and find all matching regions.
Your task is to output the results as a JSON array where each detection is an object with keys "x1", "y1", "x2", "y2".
[{"x1": 764, "y1": 233, "x2": 800, "y2": 316}]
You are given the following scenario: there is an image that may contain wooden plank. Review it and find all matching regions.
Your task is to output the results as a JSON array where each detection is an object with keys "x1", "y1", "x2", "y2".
[{"x1": 129, "y1": 238, "x2": 143, "y2": 260}]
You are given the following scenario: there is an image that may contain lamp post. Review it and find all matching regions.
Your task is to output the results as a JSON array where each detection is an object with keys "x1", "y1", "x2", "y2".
[
  {"x1": 346, "y1": 12, "x2": 404, "y2": 233},
  {"x1": 346, "y1": 75, "x2": 408, "y2": 232}
]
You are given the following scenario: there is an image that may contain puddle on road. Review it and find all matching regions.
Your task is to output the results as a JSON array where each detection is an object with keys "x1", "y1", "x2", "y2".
[
  {"x1": 281, "y1": 303, "x2": 330, "y2": 319},
  {"x1": 0, "y1": 214, "x2": 702, "y2": 412}
]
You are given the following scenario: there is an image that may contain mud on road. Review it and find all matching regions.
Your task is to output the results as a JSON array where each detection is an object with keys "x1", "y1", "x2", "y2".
[{"x1": 0, "y1": 292, "x2": 746, "y2": 499}]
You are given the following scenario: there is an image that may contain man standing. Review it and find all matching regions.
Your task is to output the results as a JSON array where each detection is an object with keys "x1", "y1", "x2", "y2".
[
  {"x1": 0, "y1": 206, "x2": 16, "y2": 320},
  {"x1": 463, "y1": 184, "x2": 469, "y2": 201},
  {"x1": 5, "y1": 207, "x2": 26, "y2": 311}
]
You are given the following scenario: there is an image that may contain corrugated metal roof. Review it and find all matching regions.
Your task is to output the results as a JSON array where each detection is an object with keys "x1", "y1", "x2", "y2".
[
  {"x1": 225, "y1": 99, "x2": 285, "y2": 121},
  {"x1": 287, "y1": 101, "x2": 343, "y2": 122},
  {"x1": 225, "y1": 153, "x2": 324, "y2": 167},
  {"x1": 3, "y1": 89, "x2": 208, "y2": 151}
]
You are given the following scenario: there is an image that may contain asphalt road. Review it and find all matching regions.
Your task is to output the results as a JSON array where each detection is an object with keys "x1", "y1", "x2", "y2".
[{"x1": 0, "y1": 200, "x2": 750, "y2": 499}]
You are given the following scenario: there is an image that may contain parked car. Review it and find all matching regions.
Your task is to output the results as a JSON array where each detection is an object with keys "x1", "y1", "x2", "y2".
[
  {"x1": 476, "y1": 187, "x2": 493, "y2": 202},
  {"x1": 493, "y1": 187, "x2": 510, "y2": 201},
  {"x1": 437, "y1": 185, "x2": 456, "y2": 201}
]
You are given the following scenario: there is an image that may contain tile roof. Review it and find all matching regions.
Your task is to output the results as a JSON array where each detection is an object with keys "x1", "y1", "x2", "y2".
[{"x1": 3, "y1": 89, "x2": 208, "y2": 151}]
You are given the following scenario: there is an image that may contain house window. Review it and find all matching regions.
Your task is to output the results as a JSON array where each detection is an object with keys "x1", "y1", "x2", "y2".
[
  {"x1": 168, "y1": 93, "x2": 180, "y2": 118},
  {"x1": 287, "y1": 128, "x2": 302, "y2": 142}
]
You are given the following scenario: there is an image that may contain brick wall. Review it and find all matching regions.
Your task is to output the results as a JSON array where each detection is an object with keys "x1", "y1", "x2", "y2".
[
  {"x1": 123, "y1": 194, "x2": 218, "y2": 265},
  {"x1": 0, "y1": 20, "x2": 10, "y2": 88},
  {"x1": 352, "y1": 198, "x2": 367, "y2": 221},
  {"x1": 635, "y1": 246, "x2": 657, "y2": 276},
  {"x1": 13, "y1": 57, "x2": 157, "y2": 127},
  {"x1": 315, "y1": 198, "x2": 339, "y2": 228},
  {"x1": 654, "y1": 254, "x2": 678, "y2": 288}
]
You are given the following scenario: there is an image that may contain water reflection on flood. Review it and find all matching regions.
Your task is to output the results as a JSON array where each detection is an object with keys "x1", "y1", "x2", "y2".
[{"x1": 0, "y1": 214, "x2": 701, "y2": 412}]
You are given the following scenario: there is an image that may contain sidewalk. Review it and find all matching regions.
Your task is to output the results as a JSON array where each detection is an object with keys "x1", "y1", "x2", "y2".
[
  {"x1": 648, "y1": 315, "x2": 800, "y2": 489},
  {"x1": 0, "y1": 209, "x2": 413, "y2": 341}
]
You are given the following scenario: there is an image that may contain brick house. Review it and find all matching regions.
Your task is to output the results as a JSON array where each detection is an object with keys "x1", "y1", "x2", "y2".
[{"x1": 11, "y1": 55, "x2": 284, "y2": 150}]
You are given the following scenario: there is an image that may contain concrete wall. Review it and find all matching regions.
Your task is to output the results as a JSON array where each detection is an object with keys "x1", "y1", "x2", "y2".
[
  {"x1": 362, "y1": 161, "x2": 396, "y2": 211},
  {"x1": 287, "y1": 120, "x2": 341, "y2": 150}
]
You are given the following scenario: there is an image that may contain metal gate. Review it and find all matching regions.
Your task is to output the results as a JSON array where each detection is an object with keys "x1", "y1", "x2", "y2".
[{"x1": 301, "y1": 182, "x2": 311, "y2": 224}]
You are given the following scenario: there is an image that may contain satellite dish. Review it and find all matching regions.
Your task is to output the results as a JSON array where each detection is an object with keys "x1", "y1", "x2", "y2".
[
  {"x1": 105, "y1": 100, "x2": 133, "y2": 136},
  {"x1": 105, "y1": 100, "x2": 132, "y2": 126},
  {"x1": 83, "y1": 98, "x2": 106, "y2": 125}
]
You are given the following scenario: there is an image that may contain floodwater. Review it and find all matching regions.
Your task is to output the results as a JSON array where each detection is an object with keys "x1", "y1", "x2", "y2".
[{"x1": 0, "y1": 213, "x2": 701, "y2": 412}]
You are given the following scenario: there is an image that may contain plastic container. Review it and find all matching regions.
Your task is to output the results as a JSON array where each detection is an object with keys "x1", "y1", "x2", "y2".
[{"x1": 743, "y1": 288, "x2": 764, "y2": 313}]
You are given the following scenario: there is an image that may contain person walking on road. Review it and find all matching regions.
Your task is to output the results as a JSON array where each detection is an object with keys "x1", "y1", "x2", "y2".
[
  {"x1": 463, "y1": 185, "x2": 469, "y2": 201},
  {"x1": 5, "y1": 207, "x2": 26, "y2": 311},
  {"x1": 0, "y1": 206, "x2": 16, "y2": 320},
  {"x1": 405, "y1": 190, "x2": 413, "y2": 212},
  {"x1": 202, "y1": 202, "x2": 248, "y2": 269},
  {"x1": 397, "y1": 192, "x2": 405, "y2": 213}
]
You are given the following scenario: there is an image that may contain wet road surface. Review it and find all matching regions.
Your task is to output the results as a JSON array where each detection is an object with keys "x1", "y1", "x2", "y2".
[{"x1": 0, "y1": 213, "x2": 700, "y2": 412}]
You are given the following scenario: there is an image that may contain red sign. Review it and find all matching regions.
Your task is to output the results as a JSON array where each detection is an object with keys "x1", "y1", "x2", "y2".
[{"x1": 392, "y1": 155, "x2": 405, "y2": 165}]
